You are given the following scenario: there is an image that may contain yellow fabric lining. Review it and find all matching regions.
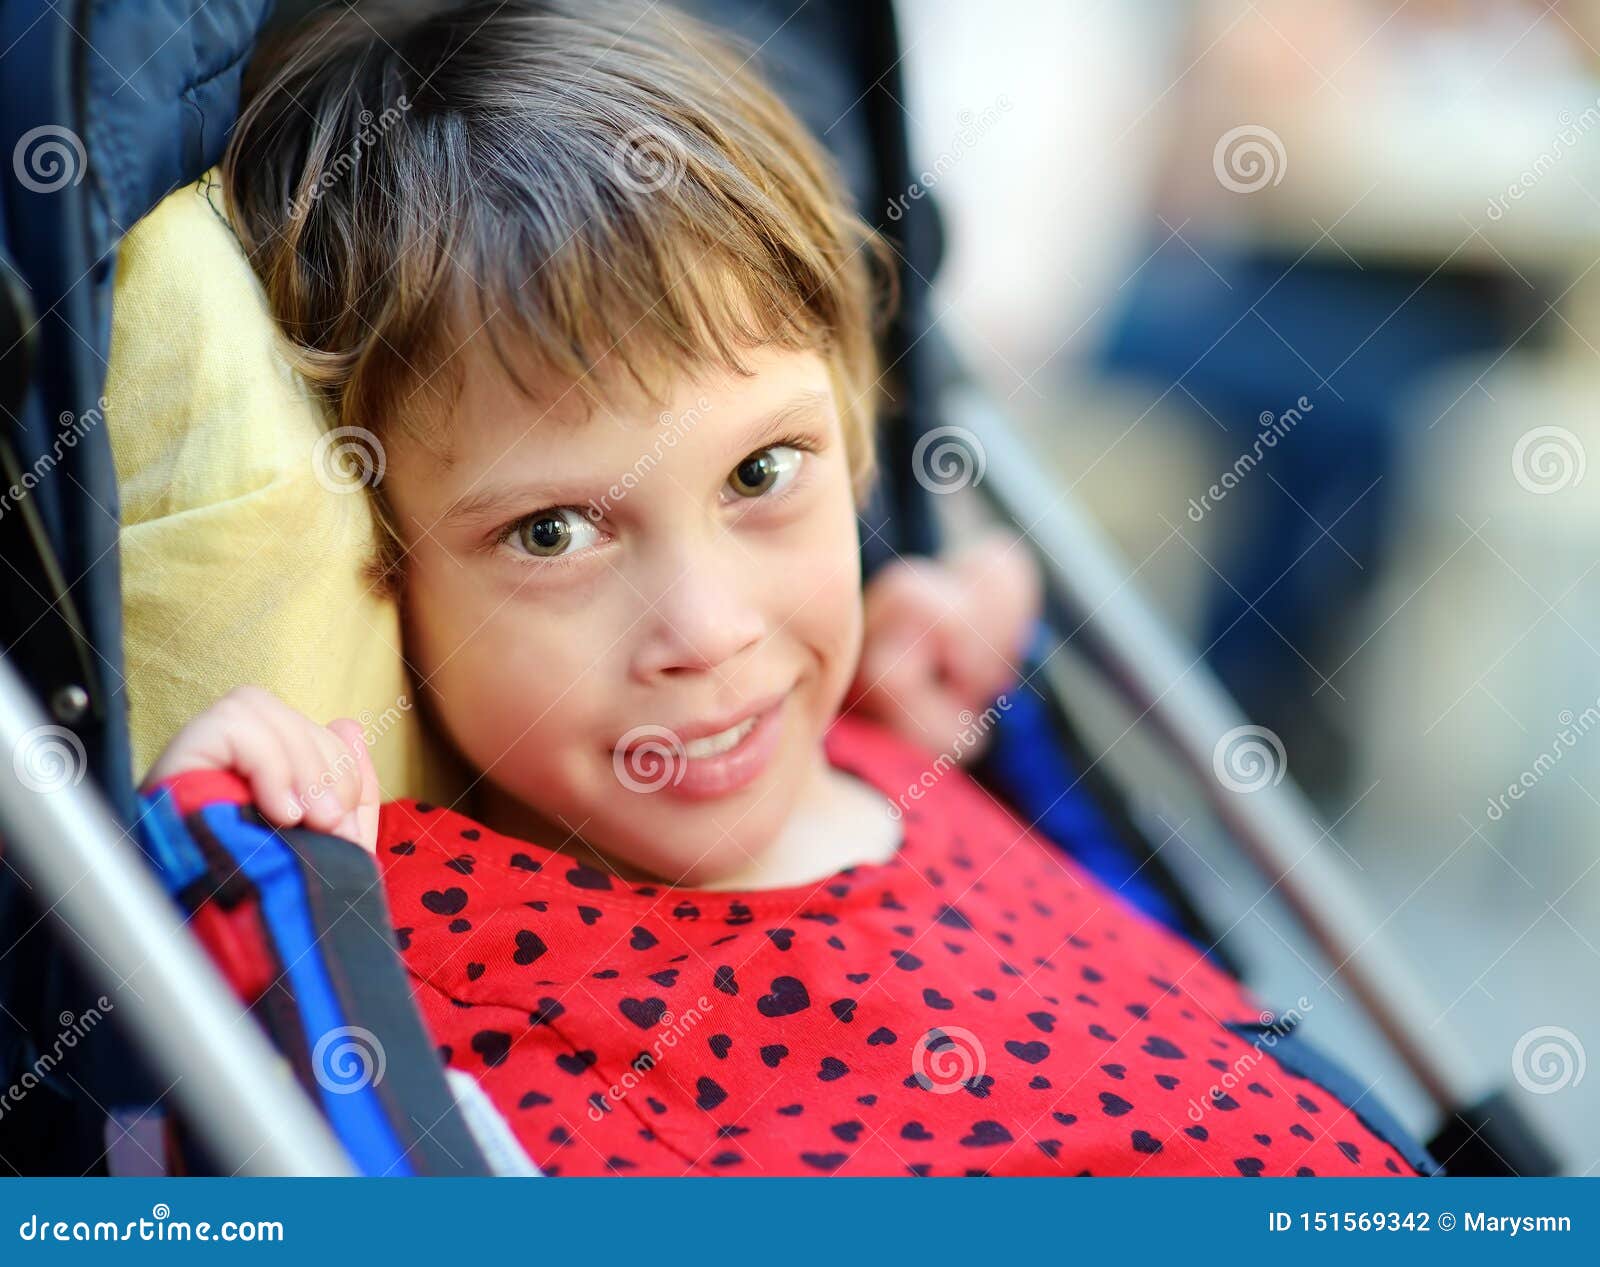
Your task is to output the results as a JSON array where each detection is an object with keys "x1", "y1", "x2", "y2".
[{"x1": 106, "y1": 174, "x2": 455, "y2": 803}]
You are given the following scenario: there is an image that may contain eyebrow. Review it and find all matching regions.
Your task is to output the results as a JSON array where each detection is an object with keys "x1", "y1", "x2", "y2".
[{"x1": 440, "y1": 387, "x2": 836, "y2": 526}]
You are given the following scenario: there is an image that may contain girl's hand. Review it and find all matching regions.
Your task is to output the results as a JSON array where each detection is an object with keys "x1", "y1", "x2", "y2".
[
  {"x1": 849, "y1": 531, "x2": 1041, "y2": 762},
  {"x1": 143, "y1": 686, "x2": 380, "y2": 854}
]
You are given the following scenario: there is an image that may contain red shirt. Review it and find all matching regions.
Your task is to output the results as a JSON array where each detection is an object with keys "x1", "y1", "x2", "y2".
[{"x1": 378, "y1": 713, "x2": 1418, "y2": 1176}]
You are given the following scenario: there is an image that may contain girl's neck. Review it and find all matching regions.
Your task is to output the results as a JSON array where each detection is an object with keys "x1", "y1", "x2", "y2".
[{"x1": 705, "y1": 761, "x2": 904, "y2": 891}]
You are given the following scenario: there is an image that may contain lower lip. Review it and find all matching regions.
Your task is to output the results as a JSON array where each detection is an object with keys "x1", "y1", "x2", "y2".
[{"x1": 634, "y1": 696, "x2": 787, "y2": 802}]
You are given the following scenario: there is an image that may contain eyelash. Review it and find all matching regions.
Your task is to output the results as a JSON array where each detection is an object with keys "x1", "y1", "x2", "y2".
[
  {"x1": 491, "y1": 434, "x2": 819, "y2": 565},
  {"x1": 728, "y1": 433, "x2": 816, "y2": 509},
  {"x1": 490, "y1": 512, "x2": 597, "y2": 573}
]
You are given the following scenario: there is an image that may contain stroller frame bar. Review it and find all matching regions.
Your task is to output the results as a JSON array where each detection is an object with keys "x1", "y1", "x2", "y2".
[{"x1": 0, "y1": 653, "x2": 353, "y2": 1176}]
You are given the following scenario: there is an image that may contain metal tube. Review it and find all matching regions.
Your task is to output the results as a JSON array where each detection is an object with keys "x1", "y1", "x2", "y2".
[
  {"x1": 952, "y1": 385, "x2": 1480, "y2": 1112},
  {"x1": 0, "y1": 652, "x2": 353, "y2": 1175}
]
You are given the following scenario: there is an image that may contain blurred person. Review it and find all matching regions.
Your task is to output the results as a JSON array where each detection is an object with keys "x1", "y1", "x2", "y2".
[{"x1": 1098, "y1": 0, "x2": 1583, "y2": 802}]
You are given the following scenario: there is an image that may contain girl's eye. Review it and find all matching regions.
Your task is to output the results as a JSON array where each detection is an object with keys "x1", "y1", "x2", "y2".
[
  {"x1": 508, "y1": 507, "x2": 600, "y2": 559},
  {"x1": 726, "y1": 445, "x2": 804, "y2": 500}
]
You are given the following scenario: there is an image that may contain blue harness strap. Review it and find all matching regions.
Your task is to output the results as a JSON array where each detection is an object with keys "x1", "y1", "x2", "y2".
[
  {"x1": 275, "y1": 823, "x2": 493, "y2": 1176},
  {"x1": 197, "y1": 804, "x2": 416, "y2": 1177},
  {"x1": 133, "y1": 782, "x2": 492, "y2": 1176},
  {"x1": 133, "y1": 787, "x2": 212, "y2": 899}
]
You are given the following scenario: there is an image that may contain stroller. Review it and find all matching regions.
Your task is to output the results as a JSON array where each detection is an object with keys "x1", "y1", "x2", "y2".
[{"x1": 0, "y1": 0, "x2": 1560, "y2": 1176}]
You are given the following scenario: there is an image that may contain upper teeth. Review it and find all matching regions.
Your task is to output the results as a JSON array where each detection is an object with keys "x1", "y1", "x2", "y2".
[{"x1": 683, "y1": 715, "x2": 758, "y2": 758}]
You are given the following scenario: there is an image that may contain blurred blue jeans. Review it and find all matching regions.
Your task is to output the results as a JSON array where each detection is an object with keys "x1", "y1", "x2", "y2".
[{"x1": 1102, "y1": 235, "x2": 1520, "y2": 793}]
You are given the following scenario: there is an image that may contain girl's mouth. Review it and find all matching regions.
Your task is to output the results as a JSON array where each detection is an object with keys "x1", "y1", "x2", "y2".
[
  {"x1": 669, "y1": 694, "x2": 785, "y2": 800},
  {"x1": 683, "y1": 713, "x2": 761, "y2": 758},
  {"x1": 614, "y1": 691, "x2": 789, "y2": 801}
]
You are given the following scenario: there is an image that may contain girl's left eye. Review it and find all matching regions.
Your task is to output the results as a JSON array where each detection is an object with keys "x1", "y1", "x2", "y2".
[
  {"x1": 725, "y1": 444, "x2": 804, "y2": 500},
  {"x1": 503, "y1": 506, "x2": 601, "y2": 560}
]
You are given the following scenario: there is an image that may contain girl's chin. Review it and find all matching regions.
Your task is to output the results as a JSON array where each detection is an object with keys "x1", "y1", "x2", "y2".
[
  {"x1": 476, "y1": 717, "x2": 832, "y2": 887},
  {"x1": 599, "y1": 730, "x2": 838, "y2": 889}
]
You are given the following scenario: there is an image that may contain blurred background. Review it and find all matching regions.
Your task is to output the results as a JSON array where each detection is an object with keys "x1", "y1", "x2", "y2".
[{"x1": 897, "y1": 0, "x2": 1600, "y2": 1170}]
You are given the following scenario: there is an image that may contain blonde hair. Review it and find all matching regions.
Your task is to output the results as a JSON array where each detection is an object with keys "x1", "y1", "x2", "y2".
[{"x1": 222, "y1": 0, "x2": 894, "y2": 573}]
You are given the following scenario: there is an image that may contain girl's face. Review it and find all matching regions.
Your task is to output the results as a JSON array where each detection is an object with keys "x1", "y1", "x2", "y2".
[{"x1": 385, "y1": 345, "x2": 865, "y2": 886}]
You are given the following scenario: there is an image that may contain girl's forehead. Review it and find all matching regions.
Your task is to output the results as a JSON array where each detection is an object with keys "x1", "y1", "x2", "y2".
[
  {"x1": 385, "y1": 345, "x2": 837, "y2": 514},
  {"x1": 448, "y1": 345, "x2": 833, "y2": 463}
]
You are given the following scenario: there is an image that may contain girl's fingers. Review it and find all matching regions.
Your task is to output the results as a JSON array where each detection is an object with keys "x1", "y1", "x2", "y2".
[
  {"x1": 953, "y1": 534, "x2": 1041, "y2": 648},
  {"x1": 855, "y1": 560, "x2": 956, "y2": 700},
  {"x1": 142, "y1": 688, "x2": 370, "y2": 839},
  {"x1": 852, "y1": 543, "x2": 1041, "y2": 762},
  {"x1": 300, "y1": 717, "x2": 363, "y2": 831},
  {"x1": 211, "y1": 688, "x2": 315, "y2": 825},
  {"x1": 245, "y1": 692, "x2": 358, "y2": 833},
  {"x1": 326, "y1": 717, "x2": 381, "y2": 853},
  {"x1": 935, "y1": 614, "x2": 1019, "y2": 707},
  {"x1": 210, "y1": 708, "x2": 303, "y2": 828},
  {"x1": 944, "y1": 537, "x2": 1041, "y2": 702},
  {"x1": 246, "y1": 694, "x2": 345, "y2": 832}
]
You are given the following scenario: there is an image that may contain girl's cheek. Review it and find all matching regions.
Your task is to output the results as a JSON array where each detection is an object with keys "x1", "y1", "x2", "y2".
[{"x1": 790, "y1": 526, "x2": 865, "y2": 700}]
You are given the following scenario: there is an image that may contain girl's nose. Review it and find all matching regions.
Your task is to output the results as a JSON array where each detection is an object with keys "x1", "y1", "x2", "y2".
[{"x1": 629, "y1": 549, "x2": 766, "y2": 680}]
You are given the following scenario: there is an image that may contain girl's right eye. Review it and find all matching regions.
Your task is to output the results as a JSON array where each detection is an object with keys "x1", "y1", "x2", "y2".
[{"x1": 504, "y1": 508, "x2": 601, "y2": 560}]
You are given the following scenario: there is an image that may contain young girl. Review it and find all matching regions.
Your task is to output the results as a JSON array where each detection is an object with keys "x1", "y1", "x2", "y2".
[{"x1": 148, "y1": 0, "x2": 1431, "y2": 1177}]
